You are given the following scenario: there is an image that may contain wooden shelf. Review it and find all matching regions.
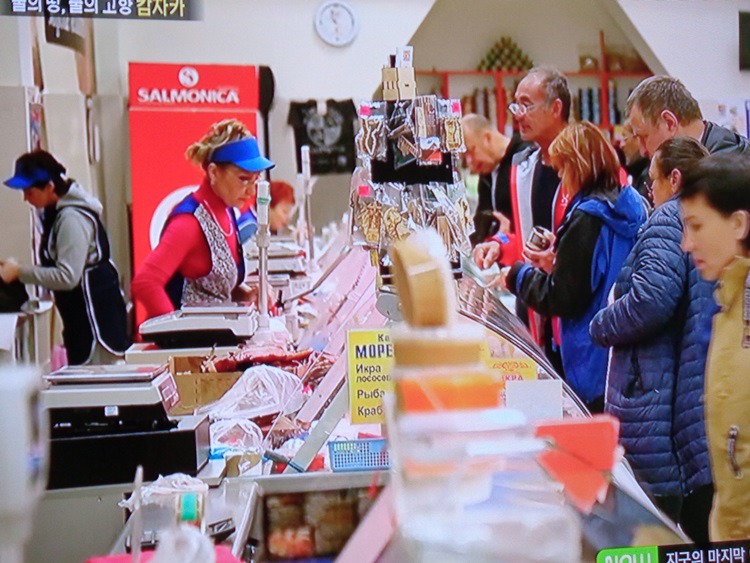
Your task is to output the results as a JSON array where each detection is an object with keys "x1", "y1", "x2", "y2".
[{"x1": 415, "y1": 31, "x2": 652, "y2": 133}]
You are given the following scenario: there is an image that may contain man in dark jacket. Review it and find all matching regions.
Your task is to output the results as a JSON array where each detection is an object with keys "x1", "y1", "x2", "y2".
[
  {"x1": 462, "y1": 114, "x2": 527, "y2": 246},
  {"x1": 626, "y1": 75, "x2": 750, "y2": 159}
]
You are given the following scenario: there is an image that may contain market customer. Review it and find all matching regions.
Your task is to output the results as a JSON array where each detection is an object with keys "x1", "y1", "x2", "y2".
[
  {"x1": 680, "y1": 153, "x2": 750, "y2": 542},
  {"x1": 626, "y1": 75, "x2": 750, "y2": 158},
  {"x1": 617, "y1": 121, "x2": 651, "y2": 203},
  {"x1": 461, "y1": 113, "x2": 527, "y2": 249},
  {"x1": 472, "y1": 66, "x2": 571, "y2": 374},
  {"x1": 1, "y1": 150, "x2": 129, "y2": 364},
  {"x1": 590, "y1": 137, "x2": 714, "y2": 539},
  {"x1": 132, "y1": 119, "x2": 275, "y2": 320},
  {"x1": 495, "y1": 122, "x2": 647, "y2": 413}
]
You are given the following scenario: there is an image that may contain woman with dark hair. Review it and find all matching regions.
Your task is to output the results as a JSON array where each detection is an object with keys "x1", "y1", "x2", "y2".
[
  {"x1": 1, "y1": 150, "x2": 129, "y2": 364},
  {"x1": 680, "y1": 153, "x2": 750, "y2": 541},
  {"x1": 590, "y1": 137, "x2": 713, "y2": 540},
  {"x1": 491, "y1": 121, "x2": 647, "y2": 413},
  {"x1": 132, "y1": 119, "x2": 275, "y2": 320}
]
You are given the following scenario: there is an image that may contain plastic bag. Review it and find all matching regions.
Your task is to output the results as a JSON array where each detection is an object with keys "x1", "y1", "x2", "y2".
[
  {"x1": 413, "y1": 96, "x2": 442, "y2": 166},
  {"x1": 438, "y1": 98, "x2": 466, "y2": 153},
  {"x1": 151, "y1": 524, "x2": 216, "y2": 563},
  {"x1": 198, "y1": 365, "x2": 305, "y2": 421},
  {"x1": 427, "y1": 183, "x2": 472, "y2": 260},
  {"x1": 210, "y1": 418, "x2": 263, "y2": 452},
  {"x1": 350, "y1": 166, "x2": 381, "y2": 247},
  {"x1": 388, "y1": 101, "x2": 418, "y2": 170},
  {"x1": 356, "y1": 101, "x2": 387, "y2": 161},
  {"x1": 118, "y1": 473, "x2": 208, "y2": 511}
]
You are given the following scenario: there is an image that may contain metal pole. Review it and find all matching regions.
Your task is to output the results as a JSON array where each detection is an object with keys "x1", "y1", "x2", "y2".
[{"x1": 301, "y1": 145, "x2": 315, "y2": 261}]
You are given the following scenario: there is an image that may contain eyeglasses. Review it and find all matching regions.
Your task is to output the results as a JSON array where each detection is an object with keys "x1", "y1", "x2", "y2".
[
  {"x1": 508, "y1": 101, "x2": 541, "y2": 117},
  {"x1": 230, "y1": 168, "x2": 260, "y2": 186}
]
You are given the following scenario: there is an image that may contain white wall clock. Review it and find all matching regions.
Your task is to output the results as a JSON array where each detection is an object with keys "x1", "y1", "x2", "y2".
[{"x1": 315, "y1": 1, "x2": 359, "y2": 47}]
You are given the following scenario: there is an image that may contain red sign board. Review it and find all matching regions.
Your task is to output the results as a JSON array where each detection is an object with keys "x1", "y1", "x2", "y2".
[
  {"x1": 128, "y1": 62, "x2": 259, "y2": 324},
  {"x1": 128, "y1": 62, "x2": 259, "y2": 110}
]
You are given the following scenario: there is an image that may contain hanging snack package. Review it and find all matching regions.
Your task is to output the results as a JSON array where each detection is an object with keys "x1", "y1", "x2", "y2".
[
  {"x1": 356, "y1": 101, "x2": 388, "y2": 161},
  {"x1": 428, "y1": 183, "x2": 472, "y2": 260},
  {"x1": 403, "y1": 184, "x2": 427, "y2": 229},
  {"x1": 349, "y1": 164, "x2": 371, "y2": 210},
  {"x1": 412, "y1": 95, "x2": 442, "y2": 166},
  {"x1": 446, "y1": 180, "x2": 476, "y2": 243},
  {"x1": 349, "y1": 166, "x2": 381, "y2": 247},
  {"x1": 388, "y1": 101, "x2": 418, "y2": 170},
  {"x1": 438, "y1": 98, "x2": 466, "y2": 154},
  {"x1": 354, "y1": 188, "x2": 382, "y2": 248},
  {"x1": 378, "y1": 183, "x2": 412, "y2": 254}
]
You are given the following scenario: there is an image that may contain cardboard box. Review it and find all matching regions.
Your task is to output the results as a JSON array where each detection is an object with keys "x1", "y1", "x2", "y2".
[
  {"x1": 168, "y1": 356, "x2": 243, "y2": 415},
  {"x1": 381, "y1": 66, "x2": 416, "y2": 101},
  {"x1": 381, "y1": 67, "x2": 399, "y2": 101}
]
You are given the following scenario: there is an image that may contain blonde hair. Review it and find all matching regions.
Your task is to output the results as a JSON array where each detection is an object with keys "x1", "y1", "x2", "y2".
[
  {"x1": 185, "y1": 119, "x2": 253, "y2": 168},
  {"x1": 548, "y1": 121, "x2": 620, "y2": 195}
]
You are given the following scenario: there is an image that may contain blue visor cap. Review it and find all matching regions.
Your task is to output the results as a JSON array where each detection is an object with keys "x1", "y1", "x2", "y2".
[
  {"x1": 4, "y1": 161, "x2": 53, "y2": 189},
  {"x1": 211, "y1": 138, "x2": 275, "y2": 173}
]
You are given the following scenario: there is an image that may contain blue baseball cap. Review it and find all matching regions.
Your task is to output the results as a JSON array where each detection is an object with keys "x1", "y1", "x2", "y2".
[
  {"x1": 211, "y1": 138, "x2": 275, "y2": 173},
  {"x1": 4, "y1": 159, "x2": 54, "y2": 189}
]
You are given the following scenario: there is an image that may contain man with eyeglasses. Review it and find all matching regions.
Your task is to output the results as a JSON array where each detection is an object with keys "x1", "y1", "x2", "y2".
[
  {"x1": 473, "y1": 66, "x2": 571, "y2": 273},
  {"x1": 626, "y1": 75, "x2": 750, "y2": 159},
  {"x1": 473, "y1": 67, "x2": 571, "y2": 371},
  {"x1": 462, "y1": 113, "x2": 528, "y2": 250}
]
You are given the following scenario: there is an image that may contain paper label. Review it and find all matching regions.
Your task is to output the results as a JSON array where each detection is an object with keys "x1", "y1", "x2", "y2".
[{"x1": 347, "y1": 329, "x2": 394, "y2": 424}]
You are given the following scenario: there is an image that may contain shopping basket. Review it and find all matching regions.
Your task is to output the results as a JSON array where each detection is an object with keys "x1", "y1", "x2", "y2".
[{"x1": 327, "y1": 438, "x2": 390, "y2": 472}]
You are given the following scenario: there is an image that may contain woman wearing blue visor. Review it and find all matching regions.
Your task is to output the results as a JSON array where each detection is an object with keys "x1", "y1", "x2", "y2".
[
  {"x1": 1, "y1": 150, "x2": 130, "y2": 365},
  {"x1": 132, "y1": 119, "x2": 274, "y2": 320}
]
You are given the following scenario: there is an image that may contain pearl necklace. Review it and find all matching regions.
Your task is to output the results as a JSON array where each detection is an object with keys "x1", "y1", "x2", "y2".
[{"x1": 202, "y1": 203, "x2": 235, "y2": 237}]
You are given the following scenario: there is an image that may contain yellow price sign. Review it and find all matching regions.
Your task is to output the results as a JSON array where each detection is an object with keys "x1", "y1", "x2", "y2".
[
  {"x1": 486, "y1": 357, "x2": 538, "y2": 381},
  {"x1": 347, "y1": 329, "x2": 394, "y2": 424}
]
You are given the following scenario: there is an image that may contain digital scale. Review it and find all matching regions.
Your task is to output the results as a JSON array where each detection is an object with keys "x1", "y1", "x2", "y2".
[
  {"x1": 245, "y1": 239, "x2": 306, "y2": 275},
  {"x1": 138, "y1": 304, "x2": 258, "y2": 348},
  {"x1": 42, "y1": 364, "x2": 209, "y2": 489}
]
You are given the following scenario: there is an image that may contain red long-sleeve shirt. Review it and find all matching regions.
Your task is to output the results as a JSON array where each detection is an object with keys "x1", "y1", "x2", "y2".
[{"x1": 132, "y1": 180, "x2": 240, "y2": 319}]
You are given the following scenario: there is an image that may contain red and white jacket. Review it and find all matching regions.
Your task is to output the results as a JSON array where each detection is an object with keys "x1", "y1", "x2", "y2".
[{"x1": 487, "y1": 146, "x2": 569, "y2": 346}]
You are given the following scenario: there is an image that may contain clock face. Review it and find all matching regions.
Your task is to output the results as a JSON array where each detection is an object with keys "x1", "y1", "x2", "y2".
[{"x1": 315, "y1": 1, "x2": 358, "y2": 47}]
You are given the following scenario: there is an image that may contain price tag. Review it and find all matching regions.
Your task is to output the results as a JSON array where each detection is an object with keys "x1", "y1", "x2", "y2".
[{"x1": 347, "y1": 329, "x2": 393, "y2": 424}]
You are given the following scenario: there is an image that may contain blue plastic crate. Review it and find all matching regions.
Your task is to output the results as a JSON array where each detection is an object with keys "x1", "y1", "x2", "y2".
[{"x1": 328, "y1": 438, "x2": 390, "y2": 472}]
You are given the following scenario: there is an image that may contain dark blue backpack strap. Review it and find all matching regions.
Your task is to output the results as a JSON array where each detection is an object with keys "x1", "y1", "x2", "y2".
[
  {"x1": 166, "y1": 193, "x2": 200, "y2": 223},
  {"x1": 163, "y1": 193, "x2": 200, "y2": 309}
]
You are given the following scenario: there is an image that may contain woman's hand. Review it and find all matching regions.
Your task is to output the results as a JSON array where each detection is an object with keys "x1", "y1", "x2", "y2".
[
  {"x1": 0, "y1": 258, "x2": 20, "y2": 283},
  {"x1": 473, "y1": 240, "x2": 501, "y2": 270},
  {"x1": 232, "y1": 283, "x2": 276, "y2": 310},
  {"x1": 488, "y1": 266, "x2": 511, "y2": 291},
  {"x1": 523, "y1": 231, "x2": 556, "y2": 274}
]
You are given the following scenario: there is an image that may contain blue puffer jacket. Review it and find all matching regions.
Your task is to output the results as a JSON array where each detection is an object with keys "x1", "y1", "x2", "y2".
[
  {"x1": 589, "y1": 198, "x2": 715, "y2": 497},
  {"x1": 674, "y1": 264, "x2": 716, "y2": 495}
]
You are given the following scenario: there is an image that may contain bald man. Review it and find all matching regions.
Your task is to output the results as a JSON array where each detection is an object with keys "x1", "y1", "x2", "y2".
[{"x1": 462, "y1": 114, "x2": 527, "y2": 246}]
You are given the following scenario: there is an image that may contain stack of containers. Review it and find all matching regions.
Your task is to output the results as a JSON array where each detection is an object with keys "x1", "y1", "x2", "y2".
[{"x1": 386, "y1": 230, "x2": 581, "y2": 562}]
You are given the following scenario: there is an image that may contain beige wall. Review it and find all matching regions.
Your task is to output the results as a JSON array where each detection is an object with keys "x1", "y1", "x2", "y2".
[{"x1": 606, "y1": 0, "x2": 750, "y2": 101}]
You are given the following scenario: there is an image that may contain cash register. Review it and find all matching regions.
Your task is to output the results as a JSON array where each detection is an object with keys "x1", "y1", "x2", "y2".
[
  {"x1": 138, "y1": 304, "x2": 258, "y2": 348},
  {"x1": 41, "y1": 364, "x2": 210, "y2": 489}
]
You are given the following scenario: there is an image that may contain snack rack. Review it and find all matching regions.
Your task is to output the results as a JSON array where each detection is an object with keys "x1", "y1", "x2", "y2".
[{"x1": 350, "y1": 48, "x2": 474, "y2": 290}]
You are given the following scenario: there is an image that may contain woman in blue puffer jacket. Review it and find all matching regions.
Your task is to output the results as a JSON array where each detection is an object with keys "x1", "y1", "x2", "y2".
[{"x1": 590, "y1": 137, "x2": 715, "y2": 542}]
